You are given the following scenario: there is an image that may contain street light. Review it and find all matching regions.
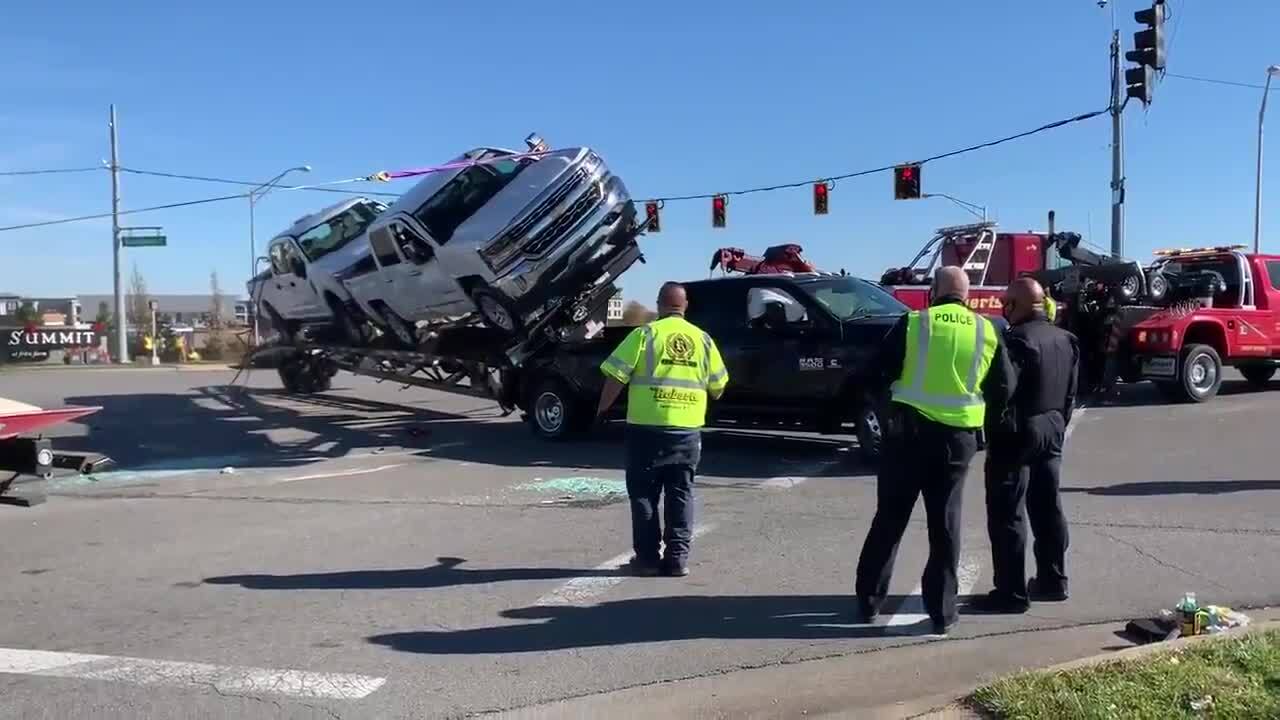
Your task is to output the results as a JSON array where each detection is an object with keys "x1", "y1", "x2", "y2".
[
  {"x1": 921, "y1": 192, "x2": 988, "y2": 221},
  {"x1": 248, "y1": 165, "x2": 310, "y2": 344},
  {"x1": 1254, "y1": 65, "x2": 1280, "y2": 253}
]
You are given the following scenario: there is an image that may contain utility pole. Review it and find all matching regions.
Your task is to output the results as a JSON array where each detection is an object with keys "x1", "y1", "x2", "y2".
[
  {"x1": 1109, "y1": 30, "x2": 1125, "y2": 259},
  {"x1": 109, "y1": 105, "x2": 129, "y2": 363}
]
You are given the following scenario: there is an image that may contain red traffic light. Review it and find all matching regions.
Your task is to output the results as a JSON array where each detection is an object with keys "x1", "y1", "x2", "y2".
[
  {"x1": 712, "y1": 195, "x2": 727, "y2": 228},
  {"x1": 894, "y1": 164, "x2": 922, "y2": 200},
  {"x1": 644, "y1": 201, "x2": 661, "y2": 232},
  {"x1": 813, "y1": 182, "x2": 829, "y2": 215}
]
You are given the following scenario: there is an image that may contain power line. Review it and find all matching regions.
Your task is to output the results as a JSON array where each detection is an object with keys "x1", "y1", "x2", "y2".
[
  {"x1": 119, "y1": 167, "x2": 401, "y2": 198},
  {"x1": 0, "y1": 166, "x2": 103, "y2": 177},
  {"x1": 1165, "y1": 72, "x2": 1266, "y2": 90},
  {"x1": 647, "y1": 107, "x2": 1109, "y2": 202},
  {"x1": 0, "y1": 191, "x2": 250, "y2": 232}
]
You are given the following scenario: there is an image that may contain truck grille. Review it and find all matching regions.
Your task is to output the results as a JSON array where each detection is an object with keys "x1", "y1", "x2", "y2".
[
  {"x1": 521, "y1": 180, "x2": 604, "y2": 256},
  {"x1": 502, "y1": 167, "x2": 588, "y2": 245}
]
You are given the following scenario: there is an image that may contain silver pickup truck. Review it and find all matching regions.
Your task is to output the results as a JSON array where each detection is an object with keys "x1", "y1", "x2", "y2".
[{"x1": 342, "y1": 143, "x2": 640, "y2": 347}]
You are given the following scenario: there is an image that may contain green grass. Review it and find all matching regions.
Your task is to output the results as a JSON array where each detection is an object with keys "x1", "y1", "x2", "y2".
[{"x1": 971, "y1": 629, "x2": 1280, "y2": 720}]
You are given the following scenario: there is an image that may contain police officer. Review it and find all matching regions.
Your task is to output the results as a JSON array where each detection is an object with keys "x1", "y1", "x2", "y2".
[
  {"x1": 597, "y1": 282, "x2": 729, "y2": 577},
  {"x1": 1044, "y1": 295, "x2": 1057, "y2": 324},
  {"x1": 975, "y1": 278, "x2": 1079, "y2": 613},
  {"x1": 855, "y1": 266, "x2": 1015, "y2": 635}
]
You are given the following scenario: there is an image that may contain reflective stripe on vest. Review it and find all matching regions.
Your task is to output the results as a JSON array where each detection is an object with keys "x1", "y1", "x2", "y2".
[
  {"x1": 890, "y1": 307, "x2": 996, "y2": 427},
  {"x1": 629, "y1": 324, "x2": 714, "y2": 390}
]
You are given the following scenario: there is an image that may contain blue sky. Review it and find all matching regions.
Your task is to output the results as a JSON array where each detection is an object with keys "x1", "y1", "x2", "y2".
[{"x1": 2, "y1": 1, "x2": 1278, "y2": 305}]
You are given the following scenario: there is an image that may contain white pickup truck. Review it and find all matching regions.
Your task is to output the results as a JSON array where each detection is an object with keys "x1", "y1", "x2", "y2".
[
  {"x1": 247, "y1": 197, "x2": 387, "y2": 343},
  {"x1": 341, "y1": 143, "x2": 640, "y2": 347}
]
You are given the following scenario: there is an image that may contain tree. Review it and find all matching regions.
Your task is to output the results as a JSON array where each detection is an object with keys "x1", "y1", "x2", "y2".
[
  {"x1": 208, "y1": 270, "x2": 225, "y2": 330},
  {"x1": 620, "y1": 301, "x2": 657, "y2": 326},
  {"x1": 15, "y1": 301, "x2": 39, "y2": 326},
  {"x1": 95, "y1": 301, "x2": 111, "y2": 325},
  {"x1": 126, "y1": 263, "x2": 151, "y2": 330}
]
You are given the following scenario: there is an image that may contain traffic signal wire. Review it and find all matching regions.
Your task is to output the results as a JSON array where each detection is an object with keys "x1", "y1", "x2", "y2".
[
  {"x1": 1164, "y1": 72, "x2": 1267, "y2": 91},
  {"x1": 0, "y1": 104, "x2": 1109, "y2": 232},
  {"x1": 645, "y1": 106, "x2": 1109, "y2": 203}
]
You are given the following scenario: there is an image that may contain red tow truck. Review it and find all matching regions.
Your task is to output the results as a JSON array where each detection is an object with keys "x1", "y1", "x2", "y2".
[{"x1": 1125, "y1": 245, "x2": 1280, "y2": 402}]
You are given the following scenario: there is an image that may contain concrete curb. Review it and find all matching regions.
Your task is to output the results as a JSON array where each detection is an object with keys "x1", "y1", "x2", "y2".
[{"x1": 915, "y1": 616, "x2": 1280, "y2": 719}]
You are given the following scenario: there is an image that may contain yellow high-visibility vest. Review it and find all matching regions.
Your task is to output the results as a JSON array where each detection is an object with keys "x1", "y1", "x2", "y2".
[
  {"x1": 890, "y1": 305, "x2": 998, "y2": 428},
  {"x1": 600, "y1": 316, "x2": 729, "y2": 429},
  {"x1": 1045, "y1": 296, "x2": 1058, "y2": 323}
]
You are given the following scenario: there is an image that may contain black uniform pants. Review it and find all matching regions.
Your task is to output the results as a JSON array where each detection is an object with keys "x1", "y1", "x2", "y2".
[
  {"x1": 625, "y1": 426, "x2": 702, "y2": 564},
  {"x1": 984, "y1": 413, "x2": 1070, "y2": 602},
  {"x1": 855, "y1": 408, "x2": 977, "y2": 625}
]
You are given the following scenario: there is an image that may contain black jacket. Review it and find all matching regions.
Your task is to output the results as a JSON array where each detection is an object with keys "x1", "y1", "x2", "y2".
[
  {"x1": 872, "y1": 297, "x2": 1015, "y2": 425},
  {"x1": 1001, "y1": 314, "x2": 1080, "y2": 428}
]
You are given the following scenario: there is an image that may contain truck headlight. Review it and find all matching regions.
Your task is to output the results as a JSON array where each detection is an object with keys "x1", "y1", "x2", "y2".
[{"x1": 580, "y1": 152, "x2": 603, "y2": 179}]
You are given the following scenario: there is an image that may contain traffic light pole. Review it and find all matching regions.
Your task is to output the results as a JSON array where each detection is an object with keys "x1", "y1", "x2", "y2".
[{"x1": 1109, "y1": 30, "x2": 1125, "y2": 259}]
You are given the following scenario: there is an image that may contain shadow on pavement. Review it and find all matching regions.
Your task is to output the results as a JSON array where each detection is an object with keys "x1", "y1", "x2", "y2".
[
  {"x1": 1064, "y1": 479, "x2": 1280, "y2": 496},
  {"x1": 204, "y1": 556, "x2": 619, "y2": 590},
  {"x1": 55, "y1": 384, "x2": 870, "y2": 481},
  {"x1": 1089, "y1": 379, "x2": 1269, "y2": 409},
  {"x1": 367, "y1": 593, "x2": 973, "y2": 654}
]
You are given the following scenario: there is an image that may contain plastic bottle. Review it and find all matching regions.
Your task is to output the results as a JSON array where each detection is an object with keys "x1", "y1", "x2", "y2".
[{"x1": 1178, "y1": 592, "x2": 1199, "y2": 636}]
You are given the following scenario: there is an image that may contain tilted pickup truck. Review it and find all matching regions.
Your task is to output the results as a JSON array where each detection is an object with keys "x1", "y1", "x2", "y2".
[
  {"x1": 501, "y1": 272, "x2": 910, "y2": 461},
  {"x1": 341, "y1": 144, "x2": 640, "y2": 348}
]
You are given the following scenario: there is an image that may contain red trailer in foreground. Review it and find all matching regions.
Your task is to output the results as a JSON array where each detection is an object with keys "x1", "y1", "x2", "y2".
[{"x1": 0, "y1": 399, "x2": 102, "y2": 506}]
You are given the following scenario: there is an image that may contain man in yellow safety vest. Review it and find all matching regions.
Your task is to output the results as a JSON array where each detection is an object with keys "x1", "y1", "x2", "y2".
[
  {"x1": 855, "y1": 266, "x2": 1015, "y2": 635},
  {"x1": 597, "y1": 282, "x2": 729, "y2": 577}
]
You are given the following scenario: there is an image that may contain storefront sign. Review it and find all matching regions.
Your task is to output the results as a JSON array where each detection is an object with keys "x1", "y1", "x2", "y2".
[{"x1": 2, "y1": 326, "x2": 100, "y2": 363}]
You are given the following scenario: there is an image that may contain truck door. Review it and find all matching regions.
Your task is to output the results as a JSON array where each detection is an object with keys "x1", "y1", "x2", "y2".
[
  {"x1": 684, "y1": 283, "x2": 752, "y2": 414},
  {"x1": 742, "y1": 285, "x2": 836, "y2": 408},
  {"x1": 369, "y1": 221, "x2": 464, "y2": 323},
  {"x1": 279, "y1": 240, "x2": 327, "y2": 318},
  {"x1": 266, "y1": 241, "x2": 307, "y2": 318}
]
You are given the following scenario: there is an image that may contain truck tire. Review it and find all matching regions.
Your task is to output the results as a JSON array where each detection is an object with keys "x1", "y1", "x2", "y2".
[
  {"x1": 326, "y1": 295, "x2": 372, "y2": 346},
  {"x1": 470, "y1": 286, "x2": 525, "y2": 335},
  {"x1": 1175, "y1": 344, "x2": 1222, "y2": 403},
  {"x1": 527, "y1": 377, "x2": 589, "y2": 441},
  {"x1": 278, "y1": 354, "x2": 333, "y2": 394},
  {"x1": 378, "y1": 306, "x2": 419, "y2": 349},
  {"x1": 854, "y1": 396, "x2": 884, "y2": 463},
  {"x1": 1239, "y1": 364, "x2": 1276, "y2": 388}
]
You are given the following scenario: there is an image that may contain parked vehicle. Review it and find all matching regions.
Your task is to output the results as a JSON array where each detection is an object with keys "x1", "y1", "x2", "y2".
[
  {"x1": 509, "y1": 272, "x2": 908, "y2": 461},
  {"x1": 342, "y1": 144, "x2": 641, "y2": 348},
  {"x1": 247, "y1": 197, "x2": 388, "y2": 344}
]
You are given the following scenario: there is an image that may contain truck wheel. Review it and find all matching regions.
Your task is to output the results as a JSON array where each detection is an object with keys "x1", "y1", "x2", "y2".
[
  {"x1": 378, "y1": 306, "x2": 419, "y2": 349},
  {"x1": 854, "y1": 397, "x2": 883, "y2": 463},
  {"x1": 1239, "y1": 364, "x2": 1276, "y2": 387},
  {"x1": 527, "y1": 378, "x2": 587, "y2": 441},
  {"x1": 471, "y1": 287, "x2": 525, "y2": 335},
  {"x1": 1176, "y1": 344, "x2": 1222, "y2": 403},
  {"x1": 327, "y1": 296, "x2": 371, "y2": 346}
]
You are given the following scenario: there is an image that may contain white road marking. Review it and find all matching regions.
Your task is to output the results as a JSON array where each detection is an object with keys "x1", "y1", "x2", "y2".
[
  {"x1": 884, "y1": 552, "x2": 983, "y2": 628},
  {"x1": 0, "y1": 647, "x2": 385, "y2": 700},
  {"x1": 536, "y1": 523, "x2": 717, "y2": 606},
  {"x1": 259, "y1": 464, "x2": 405, "y2": 487}
]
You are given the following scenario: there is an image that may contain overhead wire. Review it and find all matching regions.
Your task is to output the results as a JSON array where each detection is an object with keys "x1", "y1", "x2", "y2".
[
  {"x1": 0, "y1": 105, "x2": 1111, "y2": 232},
  {"x1": 1165, "y1": 72, "x2": 1267, "y2": 90},
  {"x1": 119, "y1": 167, "x2": 402, "y2": 198},
  {"x1": 0, "y1": 166, "x2": 103, "y2": 177}
]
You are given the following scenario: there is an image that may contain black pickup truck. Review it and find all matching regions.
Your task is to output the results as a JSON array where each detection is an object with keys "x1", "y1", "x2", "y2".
[{"x1": 504, "y1": 273, "x2": 909, "y2": 461}]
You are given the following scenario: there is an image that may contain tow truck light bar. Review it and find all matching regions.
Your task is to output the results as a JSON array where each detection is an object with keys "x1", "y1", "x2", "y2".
[{"x1": 1153, "y1": 245, "x2": 1247, "y2": 257}]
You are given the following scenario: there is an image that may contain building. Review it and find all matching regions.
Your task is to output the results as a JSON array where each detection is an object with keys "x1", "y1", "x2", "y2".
[
  {"x1": 607, "y1": 289, "x2": 624, "y2": 322},
  {"x1": 77, "y1": 294, "x2": 251, "y2": 329},
  {"x1": 0, "y1": 294, "x2": 82, "y2": 326}
]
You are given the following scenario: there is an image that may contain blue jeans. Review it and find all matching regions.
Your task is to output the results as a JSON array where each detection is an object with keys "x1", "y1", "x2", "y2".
[{"x1": 625, "y1": 426, "x2": 702, "y2": 564}]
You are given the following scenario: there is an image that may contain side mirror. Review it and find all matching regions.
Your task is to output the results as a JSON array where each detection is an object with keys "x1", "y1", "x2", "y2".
[
  {"x1": 405, "y1": 242, "x2": 434, "y2": 264},
  {"x1": 291, "y1": 258, "x2": 307, "y2": 278}
]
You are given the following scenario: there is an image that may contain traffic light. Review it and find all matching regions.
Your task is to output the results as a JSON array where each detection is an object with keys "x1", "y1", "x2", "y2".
[
  {"x1": 645, "y1": 201, "x2": 661, "y2": 232},
  {"x1": 813, "y1": 182, "x2": 829, "y2": 215},
  {"x1": 1125, "y1": 0, "x2": 1166, "y2": 71},
  {"x1": 712, "y1": 195, "x2": 726, "y2": 228},
  {"x1": 1126, "y1": 66, "x2": 1155, "y2": 105},
  {"x1": 1125, "y1": 0, "x2": 1166, "y2": 105},
  {"x1": 894, "y1": 164, "x2": 921, "y2": 200}
]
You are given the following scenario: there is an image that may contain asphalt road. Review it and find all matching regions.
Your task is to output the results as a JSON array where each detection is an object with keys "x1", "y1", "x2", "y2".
[{"x1": 0, "y1": 366, "x2": 1277, "y2": 719}]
